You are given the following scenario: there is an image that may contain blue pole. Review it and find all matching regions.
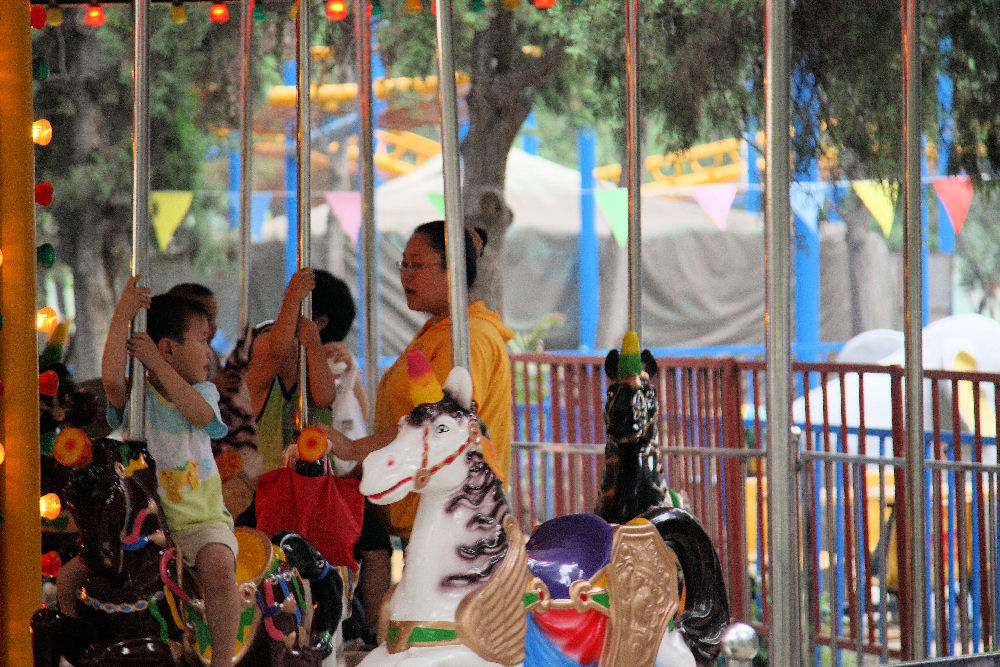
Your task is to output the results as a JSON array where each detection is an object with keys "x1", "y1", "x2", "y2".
[
  {"x1": 228, "y1": 150, "x2": 240, "y2": 229},
  {"x1": 523, "y1": 113, "x2": 538, "y2": 156},
  {"x1": 937, "y1": 38, "x2": 956, "y2": 255},
  {"x1": 793, "y1": 70, "x2": 820, "y2": 363},
  {"x1": 920, "y1": 144, "x2": 930, "y2": 325},
  {"x1": 743, "y1": 119, "x2": 762, "y2": 215},
  {"x1": 578, "y1": 127, "x2": 598, "y2": 350},
  {"x1": 283, "y1": 60, "x2": 297, "y2": 284}
]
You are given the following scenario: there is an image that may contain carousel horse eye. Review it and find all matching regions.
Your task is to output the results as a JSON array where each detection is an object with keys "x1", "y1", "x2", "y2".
[{"x1": 436, "y1": 424, "x2": 449, "y2": 435}]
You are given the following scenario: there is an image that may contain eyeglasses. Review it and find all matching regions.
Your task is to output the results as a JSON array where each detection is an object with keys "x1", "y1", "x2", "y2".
[{"x1": 395, "y1": 260, "x2": 443, "y2": 272}]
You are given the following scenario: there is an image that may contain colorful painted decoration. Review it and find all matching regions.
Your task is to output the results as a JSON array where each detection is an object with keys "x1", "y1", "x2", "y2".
[
  {"x1": 296, "y1": 426, "x2": 328, "y2": 462},
  {"x1": 52, "y1": 427, "x2": 93, "y2": 468},
  {"x1": 406, "y1": 349, "x2": 443, "y2": 406}
]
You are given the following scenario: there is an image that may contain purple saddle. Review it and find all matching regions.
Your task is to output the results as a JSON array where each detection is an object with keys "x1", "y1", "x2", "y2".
[{"x1": 525, "y1": 513, "x2": 615, "y2": 600}]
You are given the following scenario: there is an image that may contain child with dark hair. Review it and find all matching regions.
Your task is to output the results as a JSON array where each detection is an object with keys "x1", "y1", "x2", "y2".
[
  {"x1": 98, "y1": 276, "x2": 239, "y2": 667},
  {"x1": 246, "y1": 268, "x2": 359, "y2": 478},
  {"x1": 167, "y1": 282, "x2": 261, "y2": 520}
]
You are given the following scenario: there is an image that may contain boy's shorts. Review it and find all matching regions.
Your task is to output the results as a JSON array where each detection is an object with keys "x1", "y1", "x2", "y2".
[{"x1": 171, "y1": 522, "x2": 240, "y2": 568}]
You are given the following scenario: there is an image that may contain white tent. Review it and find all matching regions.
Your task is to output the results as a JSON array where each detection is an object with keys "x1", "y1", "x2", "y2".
[{"x1": 253, "y1": 148, "x2": 905, "y2": 355}]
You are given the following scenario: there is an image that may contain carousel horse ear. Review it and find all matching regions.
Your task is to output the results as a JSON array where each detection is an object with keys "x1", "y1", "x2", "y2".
[
  {"x1": 641, "y1": 349, "x2": 658, "y2": 379},
  {"x1": 406, "y1": 349, "x2": 444, "y2": 406},
  {"x1": 442, "y1": 366, "x2": 474, "y2": 411},
  {"x1": 604, "y1": 349, "x2": 620, "y2": 380}
]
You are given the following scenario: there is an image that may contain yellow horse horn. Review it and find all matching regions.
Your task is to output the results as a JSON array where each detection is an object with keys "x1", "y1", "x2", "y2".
[{"x1": 406, "y1": 349, "x2": 444, "y2": 406}]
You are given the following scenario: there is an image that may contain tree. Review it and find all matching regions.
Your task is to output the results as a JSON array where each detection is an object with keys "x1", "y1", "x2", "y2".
[
  {"x1": 32, "y1": 5, "x2": 280, "y2": 378},
  {"x1": 374, "y1": 0, "x2": 761, "y2": 309}
]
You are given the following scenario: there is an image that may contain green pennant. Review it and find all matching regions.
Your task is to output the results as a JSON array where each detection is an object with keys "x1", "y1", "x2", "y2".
[{"x1": 594, "y1": 188, "x2": 629, "y2": 248}]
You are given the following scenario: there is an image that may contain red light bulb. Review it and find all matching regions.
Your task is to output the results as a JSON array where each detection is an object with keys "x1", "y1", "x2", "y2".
[
  {"x1": 41, "y1": 551, "x2": 62, "y2": 578},
  {"x1": 209, "y1": 2, "x2": 230, "y2": 22},
  {"x1": 39, "y1": 370, "x2": 60, "y2": 397},
  {"x1": 35, "y1": 181, "x2": 54, "y2": 206},
  {"x1": 30, "y1": 4, "x2": 47, "y2": 29},
  {"x1": 325, "y1": 0, "x2": 347, "y2": 20},
  {"x1": 533, "y1": 0, "x2": 554, "y2": 7},
  {"x1": 84, "y1": 4, "x2": 105, "y2": 26}
]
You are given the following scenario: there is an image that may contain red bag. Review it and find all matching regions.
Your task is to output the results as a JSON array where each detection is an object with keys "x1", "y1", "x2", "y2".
[{"x1": 255, "y1": 463, "x2": 364, "y2": 570}]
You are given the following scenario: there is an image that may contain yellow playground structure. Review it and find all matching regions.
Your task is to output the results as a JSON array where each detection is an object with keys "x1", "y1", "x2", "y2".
[{"x1": 264, "y1": 73, "x2": 751, "y2": 187}]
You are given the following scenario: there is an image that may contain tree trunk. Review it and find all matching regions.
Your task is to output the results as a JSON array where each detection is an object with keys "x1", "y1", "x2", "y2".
[{"x1": 459, "y1": 9, "x2": 564, "y2": 311}]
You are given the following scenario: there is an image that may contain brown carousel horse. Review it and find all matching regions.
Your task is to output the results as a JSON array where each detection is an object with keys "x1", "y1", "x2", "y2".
[{"x1": 31, "y1": 431, "x2": 328, "y2": 667}]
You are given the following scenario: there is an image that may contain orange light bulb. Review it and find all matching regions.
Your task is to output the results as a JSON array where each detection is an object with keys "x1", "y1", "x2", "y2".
[
  {"x1": 33, "y1": 119, "x2": 53, "y2": 146},
  {"x1": 0, "y1": 443, "x2": 5, "y2": 466},
  {"x1": 40, "y1": 493, "x2": 61, "y2": 520},
  {"x1": 84, "y1": 4, "x2": 105, "y2": 26},
  {"x1": 36, "y1": 307, "x2": 58, "y2": 335},
  {"x1": 209, "y1": 2, "x2": 230, "y2": 21}
]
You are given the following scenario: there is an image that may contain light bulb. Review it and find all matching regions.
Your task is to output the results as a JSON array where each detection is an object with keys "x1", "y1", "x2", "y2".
[
  {"x1": 325, "y1": 0, "x2": 347, "y2": 20},
  {"x1": 39, "y1": 493, "x2": 61, "y2": 520},
  {"x1": 209, "y1": 2, "x2": 229, "y2": 21},
  {"x1": 36, "y1": 306, "x2": 58, "y2": 335},
  {"x1": 170, "y1": 3, "x2": 187, "y2": 23},
  {"x1": 47, "y1": 5, "x2": 63, "y2": 26},
  {"x1": 33, "y1": 119, "x2": 53, "y2": 146},
  {"x1": 84, "y1": 4, "x2": 105, "y2": 26}
]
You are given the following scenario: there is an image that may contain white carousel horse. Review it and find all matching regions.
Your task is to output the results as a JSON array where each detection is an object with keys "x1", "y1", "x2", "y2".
[{"x1": 357, "y1": 354, "x2": 722, "y2": 666}]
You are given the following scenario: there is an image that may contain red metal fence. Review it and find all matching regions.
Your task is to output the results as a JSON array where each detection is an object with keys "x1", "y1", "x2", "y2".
[{"x1": 508, "y1": 353, "x2": 1000, "y2": 664}]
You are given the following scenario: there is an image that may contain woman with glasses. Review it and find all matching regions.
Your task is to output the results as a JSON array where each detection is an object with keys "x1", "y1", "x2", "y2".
[{"x1": 317, "y1": 219, "x2": 514, "y2": 642}]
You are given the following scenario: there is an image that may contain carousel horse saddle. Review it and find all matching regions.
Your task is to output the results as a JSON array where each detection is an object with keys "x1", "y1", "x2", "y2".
[
  {"x1": 525, "y1": 513, "x2": 614, "y2": 599},
  {"x1": 523, "y1": 513, "x2": 683, "y2": 666}
]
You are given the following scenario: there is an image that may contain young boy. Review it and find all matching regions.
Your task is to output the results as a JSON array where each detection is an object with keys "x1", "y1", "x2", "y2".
[{"x1": 101, "y1": 275, "x2": 240, "y2": 667}]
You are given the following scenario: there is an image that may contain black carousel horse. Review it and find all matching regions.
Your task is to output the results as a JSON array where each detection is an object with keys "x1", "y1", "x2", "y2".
[
  {"x1": 594, "y1": 344, "x2": 670, "y2": 524},
  {"x1": 592, "y1": 334, "x2": 731, "y2": 664},
  {"x1": 31, "y1": 433, "x2": 324, "y2": 667}
]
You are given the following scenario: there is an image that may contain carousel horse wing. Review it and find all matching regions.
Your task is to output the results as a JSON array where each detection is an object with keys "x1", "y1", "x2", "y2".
[
  {"x1": 600, "y1": 519, "x2": 682, "y2": 666},
  {"x1": 454, "y1": 514, "x2": 532, "y2": 665}
]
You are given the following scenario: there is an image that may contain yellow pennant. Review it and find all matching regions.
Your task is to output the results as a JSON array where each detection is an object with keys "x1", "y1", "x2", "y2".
[
  {"x1": 150, "y1": 191, "x2": 194, "y2": 252},
  {"x1": 852, "y1": 180, "x2": 898, "y2": 238}
]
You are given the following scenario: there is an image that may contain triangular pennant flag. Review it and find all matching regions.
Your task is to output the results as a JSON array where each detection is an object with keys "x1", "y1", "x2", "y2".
[
  {"x1": 426, "y1": 192, "x2": 446, "y2": 218},
  {"x1": 150, "y1": 191, "x2": 194, "y2": 252},
  {"x1": 853, "y1": 180, "x2": 898, "y2": 238},
  {"x1": 692, "y1": 184, "x2": 738, "y2": 230},
  {"x1": 789, "y1": 182, "x2": 825, "y2": 234},
  {"x1": 325, "y1": 191, "x2": 363, "y2": 244},
  {"x1": 250, "y1": 192, "x2": 273, "y2": 242},
  {"x1": 933, "y1": 176, "x2": 974, "y2": 237},
  {"x1": 594, "y1": 188, "x2": 629, "y2": 248}
]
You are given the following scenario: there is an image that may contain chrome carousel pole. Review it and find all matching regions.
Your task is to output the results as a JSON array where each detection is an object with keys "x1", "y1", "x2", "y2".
[
  {"x1": 296, "y1": 0, "x2": 312, "y2": 425},
  {"x1": 126, "y1": 0, "x2": 152, "y2": 441},
  {"x1": 433, "y1": 0, "x2": 469, "y2": 369}
]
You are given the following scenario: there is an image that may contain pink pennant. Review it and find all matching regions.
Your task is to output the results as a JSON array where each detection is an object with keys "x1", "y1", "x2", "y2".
[
  {"x1": 692, "y1": 184, "x2": 738, "y2": 230},
  {"x1": 325, "y1": 191, "x2": 362, "y2": 244},
  {"x1": 933, "y1": 176, "x2": 973, "y2": 237}
]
